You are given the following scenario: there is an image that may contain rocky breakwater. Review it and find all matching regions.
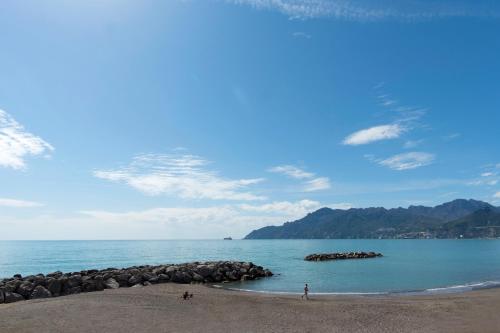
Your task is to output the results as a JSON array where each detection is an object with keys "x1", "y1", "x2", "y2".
[
  {"x1": 305, "y1": 252, "x2": 383, "y2": 261},
  {"x1": 0, "y1": 261, "x2": 273, "y2": 304}
]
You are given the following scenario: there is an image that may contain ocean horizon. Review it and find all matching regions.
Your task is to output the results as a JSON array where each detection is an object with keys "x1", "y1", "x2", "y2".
[{"x1": 2, "y1": 239, "x2": 500, "y2": 295}]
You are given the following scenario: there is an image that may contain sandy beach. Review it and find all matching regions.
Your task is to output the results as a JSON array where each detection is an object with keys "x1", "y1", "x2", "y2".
[{"x1": 1, "y1": 284, "x2": 499, "y2": 333}]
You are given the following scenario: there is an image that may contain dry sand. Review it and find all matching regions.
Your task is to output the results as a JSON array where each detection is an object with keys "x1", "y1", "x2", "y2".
[{"x1": 1, "y1": 283, "x2": 500, "y2": 333}]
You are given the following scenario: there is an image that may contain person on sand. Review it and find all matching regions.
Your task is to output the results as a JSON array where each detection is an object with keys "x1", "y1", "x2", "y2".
[
  {"x1": 182, "y1": 291, "x2": 193, "y2": 300},
  {"x1": 301, "y1": 283, "x2": 309, "y2": 300}
]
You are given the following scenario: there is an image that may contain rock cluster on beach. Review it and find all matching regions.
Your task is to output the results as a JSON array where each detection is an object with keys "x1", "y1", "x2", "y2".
[
  {"x1": 0, "y1": 261, "x2": 273, "y2": 304},
  {"x1": 304, "y1": 252, "x2": 383, "y2": 261}
]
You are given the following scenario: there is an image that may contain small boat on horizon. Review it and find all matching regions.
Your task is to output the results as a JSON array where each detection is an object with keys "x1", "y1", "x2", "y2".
[{"x1": 223, "y1": 237, "x2": 233, "y2": 240}]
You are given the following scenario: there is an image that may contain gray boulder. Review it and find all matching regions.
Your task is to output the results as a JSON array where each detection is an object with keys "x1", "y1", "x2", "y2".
[
  {"x1": 16, "y1": 282, "x2": 34, "y2": 299},
  {"x1": 196, "y1": 265, "x2": 214, "y2": 278},
  {"x1": 152, "y1": 266, "x2": 165, "y2": 275},
  {"x1": 105, "y1": 278, "x2": 120, "y2": 289},
  {"x1": 192, "y1": 273, "x2": 204, "y2": 282},
  {"x1": 115, "y1": 273, "x2": 131, "y2": 287},
  {"x1": 5, "y1": 280, "x2": 21, "y2": 293},
  {"x1": 158, "y1": 274, "x2": 170, "y2": 282},
  {"x1": 128, "y1": 275, "x2": 142, "y2": 285},
  {"x1": 47, "y1": 278, "x2": 62, "y2": 296},
  {"x1": 142, "y1": 273, "x2": 156, "y2": 282},
  {"x1": 66, "y1": 275, "x2": 82, "y2": 288},
  {"x1": 32, "y1": 274, "x2": 46, "y2": 287},
  {"x1": 30, "y1": 286, "x2": 52, "y2": 299},
  {"x1": 0, "y1": 289, "x2": 4, "y2": 304},
  {"x1": 4, "y1": 292, "x2": 24, "y2": 303},
  {"x1": 82, "y1": 277, "x2": 97, "y2": 292},
  {"x1": 171, "y1": 271, "x2": 192, "y2": 284},
  {"x1": 65, "y1": 287, "x2": 81, "y2": 295},
  {"x1": 94, "y1": 276, "x2": 105, "y2": 291}
]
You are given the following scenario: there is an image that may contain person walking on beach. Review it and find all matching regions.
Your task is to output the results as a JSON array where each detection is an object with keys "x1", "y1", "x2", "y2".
[{"x1": 301, "y1": 283, "x2": 309, "y2": 300}]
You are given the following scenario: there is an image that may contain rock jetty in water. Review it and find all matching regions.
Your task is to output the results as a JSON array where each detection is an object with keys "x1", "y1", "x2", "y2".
[
  {"x1": 0, "y1": 261, "x2": 272, "y2": 304},
  {"x1": 305, "y1": 252, "x2": 383, "y2": 261}
]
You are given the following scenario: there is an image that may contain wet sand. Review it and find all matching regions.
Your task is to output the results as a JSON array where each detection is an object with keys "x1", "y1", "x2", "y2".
[{"x1": 1, "y1": 283, "x2": 499, "y2": 333}]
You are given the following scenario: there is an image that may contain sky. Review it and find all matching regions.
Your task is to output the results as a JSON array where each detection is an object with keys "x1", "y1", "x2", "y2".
[{"x1": 0, "y1": 0, "x2": 499, "y2": 239}]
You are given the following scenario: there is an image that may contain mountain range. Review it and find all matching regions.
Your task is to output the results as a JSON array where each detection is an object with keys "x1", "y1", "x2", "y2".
[{"x1": 244, "y1": 199, "x2": 500, "y2": 239}]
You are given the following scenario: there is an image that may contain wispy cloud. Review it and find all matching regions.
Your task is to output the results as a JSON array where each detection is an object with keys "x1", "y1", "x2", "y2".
[
  {"x1": 224, "y1": 0, "x2": 500, "y2": 21},
  {"x1": 0, "y1": 109, "x2": 54, "y2": 170},
  {"x1": 292, "y1": 31, "x2": 311, "y2": 39},
  {"x1": 377, "y1": 152, "x2": 435, "y2": 171},
  {"x1": 303, "y1": 177, "x2": 331, "y2": 191},
  {"x1": 0, "y1": 198, "x2": 44, "y2": 208},
  {"x1": 268, "y1": 165, "x2": 314, "y2": 179},
  {"x1": 239, "y1": 199, "x2": 321, "y2": 216},
  {"x1": 494, "y1": 192, "x2": 500, "y2": 199},
  {"x1": 343, "y1": 84, "x2": 429, "y2": 146},
  {"x1": 94, "y1": 153, "x2": 265, "y2": 201},
  {"x1": 404, "y1": 139, "x2": 424, "y2": 149},
  {"x1": 328, "y1": 202, "x2": 353, "y2": 210},
  {"x1": 468, "y1": 170, "x2": 499, "y2": 186},
  {"x1": 78, "y1": 199, "x2": 322, "y2": 238},
  {"x1": 343, "y1": 124, "x2": 405, "y2": 145},
  {"x1": 269, "y1": 164, "x2": 331, "y2": 191},
  {"x1": 443, "y1": 133, "x2": 461, "y2": 141}
]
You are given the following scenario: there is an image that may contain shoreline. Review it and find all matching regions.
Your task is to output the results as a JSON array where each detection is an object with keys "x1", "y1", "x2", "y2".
[
  {"x1": 216, "y1": 278, "x2": 500, "y2": 297},
  {"x1": 2, "y1": 283, "x2": 500, "y2": 332}
]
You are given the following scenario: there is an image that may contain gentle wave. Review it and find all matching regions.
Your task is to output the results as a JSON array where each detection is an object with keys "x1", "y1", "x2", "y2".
[{"x1": 220, "y1": 280, "x2": 500, "y2": 296}]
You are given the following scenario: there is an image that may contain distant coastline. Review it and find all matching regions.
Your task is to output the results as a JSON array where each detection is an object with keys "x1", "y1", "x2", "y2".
[{"x1": 245, "y1": 199, "x2": 500, "y2": 239}]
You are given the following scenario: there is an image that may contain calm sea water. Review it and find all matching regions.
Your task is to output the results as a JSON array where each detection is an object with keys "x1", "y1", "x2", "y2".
[{"x1": 1, "y1": 240, "x2": 500, "y2": 294}]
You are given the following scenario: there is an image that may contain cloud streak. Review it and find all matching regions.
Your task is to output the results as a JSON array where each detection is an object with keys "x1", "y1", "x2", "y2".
[
  {"x1": 377, "y1": 152, "x2": 435, "y2": 170},
  {"x1": 0, "y1": 109, "x2": 54, "y2": 170},
  {"x1": 269, "y1": 164, "x2": 331, "y2": 191},
  {"x1": 224, "y1": 0, "x2": 500, "y2": 21},
  {"x1": 343, "y1": 124, "x2": 405, "y2": 146},
  {"x1": 0, "y1": 198, "x2": 44, "y2": 208},
  {"x1": 94, "y1": 153, "x2": 265, "y2": 201},
  {"x1": 268, "y1": 165, "x2": 314, "y2": 179}
]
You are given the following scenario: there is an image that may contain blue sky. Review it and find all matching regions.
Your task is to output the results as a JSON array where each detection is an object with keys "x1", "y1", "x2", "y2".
[{"x1": 0, "y1": 0, "x2": 499, "y2": 239}]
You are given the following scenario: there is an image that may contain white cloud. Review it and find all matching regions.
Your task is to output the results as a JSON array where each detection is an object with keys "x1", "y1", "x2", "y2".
[
  {"x1": 482, "y1": 172, "x2": 495, "y2": 177},
  {"x1": 443, "y1": 133, "x2": 461, "y2": 141},
  {"x1": 94, "y1": 153, "x2": 265, "y2": 201},
  {"x1": 224, "y1": 0, "x2": 499, "y2": 21},
  {"x1": 378, "y1": 152, "x2": 435, "y2": 170},
  {"x1": 303, "y1": 177, "x2": 331, "y2": 192},
  {"x1": 269, "y1": 164, "x2": 331, "y2": 192},
  {"x1": 1, "y1": 200, "x2": 321, "y2": 239},
  {"x1": 328, "y1": 202, "x2": 353, "y2": 210},
  {"x1": 268, "y1": 165, "x2": 314, "y2": 179},
  {"x1": 0, "y1": 109, "x2": 54, "y2": 170},
  {"x1": 239, "y1": 199, "x2": 321, "y2": 217},
  {"x1": 0, "y1": 198, "x2": 44, "y2": 208},
  {"x1": 494, "y1": 192, "x2": 500, "y2": 199},
  {"x1": 77, "y1": 200, "x2": 323, "y2": 239},
  {"x1": 343, "y1": 124, "x2": 405, "y2": 145}
]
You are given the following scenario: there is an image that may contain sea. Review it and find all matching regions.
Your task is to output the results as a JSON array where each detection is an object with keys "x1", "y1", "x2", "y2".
[{"x1": 1, "y1": 239, "x2": 500, "y2": 295}]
